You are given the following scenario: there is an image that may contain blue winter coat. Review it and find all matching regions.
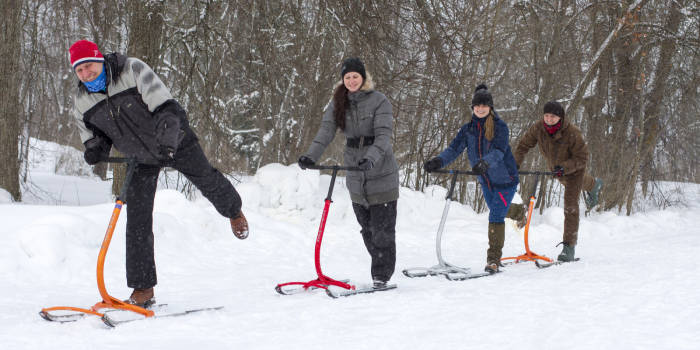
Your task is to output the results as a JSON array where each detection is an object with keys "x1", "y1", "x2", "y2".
[{"x1": 438, "y1": 112, "x2": 519, "y2": 191}]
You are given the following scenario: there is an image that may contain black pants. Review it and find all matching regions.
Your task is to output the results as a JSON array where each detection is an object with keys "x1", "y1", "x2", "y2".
[
  {"x1": 352, "y1": 200, "x2": 397, "y2": 282},
  {"x1": 125, "y1": 139, "x2": 242, "y2": 289}
]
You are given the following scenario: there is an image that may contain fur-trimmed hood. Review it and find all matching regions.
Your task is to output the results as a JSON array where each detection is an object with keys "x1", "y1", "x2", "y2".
[{"x1": 332, "y1": 72, "x2": 375, "y2": 93}]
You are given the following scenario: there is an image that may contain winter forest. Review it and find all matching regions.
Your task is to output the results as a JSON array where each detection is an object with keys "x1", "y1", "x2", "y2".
[{"x1": 1, "y1": 0, "x2": 698, "y2": 214}]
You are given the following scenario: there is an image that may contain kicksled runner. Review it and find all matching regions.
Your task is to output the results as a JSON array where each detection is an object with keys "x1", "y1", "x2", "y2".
[{"x1": 39, "y1": 158, "x2": 223, "y2": 327}]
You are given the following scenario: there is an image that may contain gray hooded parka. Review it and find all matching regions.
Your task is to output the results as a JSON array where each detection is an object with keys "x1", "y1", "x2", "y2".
[{"x1": 304, "y1": 79, "x2": 399, "y2": 207}]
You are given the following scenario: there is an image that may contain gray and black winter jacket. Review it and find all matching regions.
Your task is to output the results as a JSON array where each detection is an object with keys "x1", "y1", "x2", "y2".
[
  {"x1": 304, "y1": 77, "x2": 399, "y2": 207},
  {"x1": 73, "y1": 53, "x2": 193, "y2": 161}
]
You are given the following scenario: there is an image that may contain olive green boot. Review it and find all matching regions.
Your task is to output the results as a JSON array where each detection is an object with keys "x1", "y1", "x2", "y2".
[
  {"x1": 485, "y1": 222, "x2": 505, "y2": 273},
  {"x1": 585, "y1": 178, "x2": 604, "y2": 210},
  {"x1": 557, "y1": 243, "x2": 576, "y2": 262}
]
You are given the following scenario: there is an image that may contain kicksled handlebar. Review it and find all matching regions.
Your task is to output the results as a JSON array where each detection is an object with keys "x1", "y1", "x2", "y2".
[
  {"x1": 303, "y1": 164, "x2": 362, "y2": 171},
  {"x1": 426, "y1": 169, "x2": 477, "y2": 176},
  {"x1": 304, "y1": 166, "x2": 554, "y2": 176},
  {"x1": 427, "y1": 169, "x2": 554, "y2": 176},
  {"x1": 103, "y1": 157, "x2": 174, "y2": 167}
]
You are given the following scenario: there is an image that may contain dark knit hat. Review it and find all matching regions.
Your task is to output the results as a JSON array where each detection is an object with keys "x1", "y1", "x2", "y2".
[
  {"x1": 341, "y1": 57, "x2": 366, "y2": 80},
  {"x1": 471, "y1": 84, "x2": 494, "y2": 109},
  {"x1": 69, "y1": 40, "x2": 104, "y2": 70},
  {"x1": 543, "y1": 101, "x2": 565, "y2": 118}
]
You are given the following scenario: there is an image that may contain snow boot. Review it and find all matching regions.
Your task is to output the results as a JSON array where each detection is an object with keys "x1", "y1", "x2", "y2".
[
  {"x1": 372, "y1": 279, "x2": 387, "y2": 289},
  {"x1": 585, "y1": 178, "x2": 604, "y2": 210},
  {"x1": 484, "y1": 262, "x2": 499, "y2": 274},
  {"x1": 506, "y1": 203, "x2": 527, "y2": 229},
  {"x1": 557, "y1": 243, "x2": 576, "y2": 262},
  {"x1": 230, "y1": 211, "x2": 249, "y2": 239},
  {"x1": 124, "y1": 287, "x2": 156, "y2": 308},
  {"x1": 485, "y1": 222, "x2": 505, "y2": 273}
]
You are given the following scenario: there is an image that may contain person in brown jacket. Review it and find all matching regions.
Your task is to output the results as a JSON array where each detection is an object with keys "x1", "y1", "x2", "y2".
[{"x1": 513, "y1": 101, "x2": 603, "y2": 262}]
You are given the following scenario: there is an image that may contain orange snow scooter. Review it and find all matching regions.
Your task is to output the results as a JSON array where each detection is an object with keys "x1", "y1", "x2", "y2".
[
  {"x1": 501, "y1": 171, "x2": 554, "y2": 266},
  {"x1": 39, "y1": 157, "x2": 221, "y2": 326}
]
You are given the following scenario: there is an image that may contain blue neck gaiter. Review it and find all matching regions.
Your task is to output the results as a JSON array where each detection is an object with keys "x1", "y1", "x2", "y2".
[{"x1": 83, "y1": 66, "x2": 106, "y2": 92}]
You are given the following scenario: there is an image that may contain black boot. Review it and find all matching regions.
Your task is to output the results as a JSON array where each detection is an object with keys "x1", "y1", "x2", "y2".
[{"x1": 372, "y1": 279, "x2": 388, "y2": 289}]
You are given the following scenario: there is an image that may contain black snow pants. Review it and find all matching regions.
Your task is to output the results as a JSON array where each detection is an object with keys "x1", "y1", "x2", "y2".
[
  {"x1": 125, "y1": 134, "x2": 242, "y2": 289},
  {"x1": 352, "y1": 200, "x2": 397, "y2": 282}
]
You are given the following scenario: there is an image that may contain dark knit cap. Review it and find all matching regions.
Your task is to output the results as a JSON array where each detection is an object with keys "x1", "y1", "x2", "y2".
[
  {"x1": 543, "y1": 101, "x2": 565, "y2": 118},
  {"x1": 471, "y1": 84, "x2": 494, "y2": 109},
  {"x1": 341, "y1": 57, "x2": 366, "y2": 80}
]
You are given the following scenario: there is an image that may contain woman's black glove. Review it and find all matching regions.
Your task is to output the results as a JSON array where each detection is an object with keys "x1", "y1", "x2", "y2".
[
  {"x1": 358, "y1": 158, "x2": 374, "y2": 170},
  {"x1": 472, "y1": 159, "x2": 489, "y2": 175},
  {"x1": 298, "y1": 156, "x2": 315, "y2": 169},
  {"x1": 158, "y1": 145, "x2": 176, "y2": 162},
  {"x1": 423, "y1": 157, "x2": 443, "y2": 172}
]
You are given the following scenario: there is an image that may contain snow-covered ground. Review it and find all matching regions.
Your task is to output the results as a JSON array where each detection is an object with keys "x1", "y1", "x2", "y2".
[{"x1": 1, "y1": 140, "x2": 699, "y2": 349}]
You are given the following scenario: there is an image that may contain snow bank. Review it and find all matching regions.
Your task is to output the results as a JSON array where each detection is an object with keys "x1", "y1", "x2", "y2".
[
  {"x1": 1, "y1": 140, "x2": 699, "y2": 349},
  {"x1": 0, "y1": 187, "x2": 13, "y2": 203}
]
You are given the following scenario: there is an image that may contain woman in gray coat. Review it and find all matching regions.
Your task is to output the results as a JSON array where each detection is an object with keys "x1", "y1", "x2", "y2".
[{"x1": 298, "y1": 58, "x2": 399, "y2": 288}]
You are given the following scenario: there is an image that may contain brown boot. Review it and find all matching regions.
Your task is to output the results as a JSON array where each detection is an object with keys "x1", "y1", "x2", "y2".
[
  {"x1": 230, "y1": 211, "x2": 249, "y2": 239},
  {"x1": 124, "y1": 287, "x2": 155, "y2": 308},
  {"x1": 486, "y1": 222, "x2": 505, "y2": 265},
  {"x1": 506, "y1": 203, "x2": 527, "y2": 229},
  {"x1": 484, "y1": 262, "x2": 499, "y2": 274}
]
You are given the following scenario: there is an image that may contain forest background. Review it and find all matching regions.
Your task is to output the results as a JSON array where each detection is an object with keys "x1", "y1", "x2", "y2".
[{"x1": 1, "y1": 0, "x2": 698, "y2": 215}]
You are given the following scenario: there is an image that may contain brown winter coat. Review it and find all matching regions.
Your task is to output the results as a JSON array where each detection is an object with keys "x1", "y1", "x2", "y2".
[
  {"x1": 513, "y1": 116, "x2": 594, "y2": 246},
  {"x1": 513, "y1": 118, "x2": 588, "y2": 176}
]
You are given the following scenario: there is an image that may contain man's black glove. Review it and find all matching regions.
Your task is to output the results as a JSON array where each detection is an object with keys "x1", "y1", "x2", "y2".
[
  {"x1": 423, "y1": 157, "x2": 443, "y2": 172},
  {"x1": 84, "y1": 147, "x2": 106, "y2": 165},
  {"x1": 159, "y1": 145, "x2": 176, "y2": 161},
  {"x1": 472, "y1": 159, "x2": 489, "y2": 175},
  {"x1": 358, "y1": 158, "x2": 373, "y2": 171},
  {"x1": 553, "y1": 165, "x2": 564, "y2": 178},
  {"x1": 83, "y1": 137, "x2": 111, "y2": 165},
  {"x1": 298, "y1": 156, "x2": 314, "y2": 169},
  {"x1": 155, "y1": 103, "x2": 183, "y2": 156}
]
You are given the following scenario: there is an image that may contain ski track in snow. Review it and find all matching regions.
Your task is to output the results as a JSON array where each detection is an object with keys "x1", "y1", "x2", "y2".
[{"x1": 1, "y1": 142, "x2": 699, "y2": 349}]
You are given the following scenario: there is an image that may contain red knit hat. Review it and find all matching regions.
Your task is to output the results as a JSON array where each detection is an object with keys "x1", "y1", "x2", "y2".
[{"x1": 69, "y1": 40, "x2": 104, "y2": 69}]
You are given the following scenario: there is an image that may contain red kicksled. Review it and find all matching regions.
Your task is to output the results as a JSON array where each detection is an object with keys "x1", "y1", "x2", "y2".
[
  {"x1": 275, "y1": 165, "x2": 358, "y2": 295},
  {"x1": 39, "y1": 158, "x2": 154, "y2": 323}
]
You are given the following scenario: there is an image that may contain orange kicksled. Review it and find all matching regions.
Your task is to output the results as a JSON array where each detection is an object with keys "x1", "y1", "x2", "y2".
[
  {"x1": 39, "y1": 158, "x2": 154, "y2": 323},
  {"x1": 501, "y1": 171, "x2": 554, "y2": 265}
]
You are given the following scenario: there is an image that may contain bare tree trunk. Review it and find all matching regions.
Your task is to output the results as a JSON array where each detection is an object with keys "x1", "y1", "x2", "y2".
[
  {"x1": 0, "y1": 0, "x2": 23, "y2": 201},
  {"x1": 112, "y1": 0, "x2": 166, "y2": 197},
  {"x1": 566, "y1": 0, "x2": 648, "y2": 115},
  {"x1": 639, "y1": 2, "x2": 682, "y2": 196}
]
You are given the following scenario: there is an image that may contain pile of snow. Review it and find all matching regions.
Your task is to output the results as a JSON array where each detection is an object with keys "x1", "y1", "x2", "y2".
[{"x1": 0, "y1": 188, "x2": 12, "y2": 203}]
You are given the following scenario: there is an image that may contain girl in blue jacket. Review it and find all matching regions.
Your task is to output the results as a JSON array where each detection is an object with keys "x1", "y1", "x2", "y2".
[{"x1": 424, "y1": 84, "x2": 519, "y2": 273}]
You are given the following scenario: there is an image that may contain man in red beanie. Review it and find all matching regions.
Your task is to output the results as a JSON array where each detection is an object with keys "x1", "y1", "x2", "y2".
[
  {"x1": 513, "y1": 101, "x2": 603, "y2": 262},
  {"x1": 69, "y1": 39, "x2": 250, "y2": 307}
]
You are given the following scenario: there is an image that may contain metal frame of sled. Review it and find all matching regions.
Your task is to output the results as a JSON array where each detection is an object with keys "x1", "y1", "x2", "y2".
[
  {"x1": 403, "y1": 169, "x2": 489, "y2": 280},
  {"x1": 501, "y1": 171, "x2": 554, "y2": 265},
  {"x1": 275, "y1": 165, "x2": 357, "y2": 294},
  {"x1": 39, "y1": 158, "x2": 158, "y2": 322}
]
